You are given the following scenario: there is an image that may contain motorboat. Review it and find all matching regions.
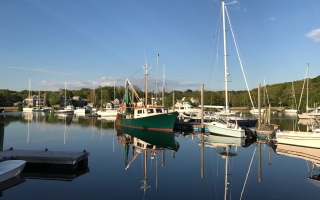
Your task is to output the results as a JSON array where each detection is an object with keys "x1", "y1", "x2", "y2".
[{"x1": 0, "y1": 160, "x2": 26, "y2": 183}]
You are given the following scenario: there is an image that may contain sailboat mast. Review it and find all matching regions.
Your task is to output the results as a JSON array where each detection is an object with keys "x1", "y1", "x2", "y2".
[
  {"x1": 143, "y1": 64, "x2": 150, "y2": 106},
  {"x1": 222, "y1": 1, "x2": 229, "y2": 112},
  {"x1": 307, "y1": 63, "x2": 309, "y2": 112},
  {"x1": 156, "y1": 54, "x2": 159, "y2": 103},
  {"x1": 65, "y1": 83, "x2": 66, "y2": 107},
  {"x1": 224, "y1": 146, "x2": 229, "y2": 200},
  {"x1": 38, "y1": 90, "x2": 40, "y2": 108},
  {"x1": 28, "y1": 78, "x2": 31, "y2": 99}
]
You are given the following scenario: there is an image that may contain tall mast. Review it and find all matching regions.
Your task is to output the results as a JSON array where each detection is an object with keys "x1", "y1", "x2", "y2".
[
  {"x1": 224, "y1": 146, "x2": 229, "y2": 200},
  {"x1": 307, "y1": 63, "x2": 309, "y2": 112},
  {"x1": 65, "y1": 82, "x2": 67, "y2": 107},
  {"x1": 156, "y1": 54, "x2": 159, "y2": 103},
  {"x1": 222, "y1": 1, "x2": 229, "y2": 112},
  {"x1": 28, "y1": 78, "x2": 31, "y2": 99}
]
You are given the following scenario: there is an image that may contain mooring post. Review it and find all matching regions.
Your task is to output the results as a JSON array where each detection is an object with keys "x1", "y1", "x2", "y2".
[
  {"x1": 201, "y1": 84, "x2": 204, "y2": 133},
  {"x1": 0, "y1": 123, "x2": 4, "y2": 151},
  {"x1": 162, "y1": 87, "x2": 165, "y2": 107},
  {"x1": 172, "y1": 90, "x2": 175, "y2": 112},
  {"x1": 258, "y1": 83, "x2": 261, "y2": 129}
]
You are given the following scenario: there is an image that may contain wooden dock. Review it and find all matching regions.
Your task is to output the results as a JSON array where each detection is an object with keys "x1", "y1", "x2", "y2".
[{"x1": 0, "y1": 148, "x2": 90, "y2": 166}]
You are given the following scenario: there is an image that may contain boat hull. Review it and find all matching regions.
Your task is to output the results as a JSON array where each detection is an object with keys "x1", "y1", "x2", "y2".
[
  {"x1": 54, "y1": 110, "x2": 74, "y2": 115},
  {"x1": 0, "y1": 160, "x2": 26, "y2": 183},
  {"x1": 23, "y1": 108, "x2": 33, "y2": 112},
  {"x1": 119, "y1": 127, "x2": 179, "y2": 151},
  {"x1": 276, "y1": 132, "x2": 320, "y2": 149},
  {"x1": 97, "y1": 110, "x2": 117, "y2": 117},
  {"x1": 32, "y1": 108, "x2": 50, "y2": 113},
  {"x1": 205, "y1": 121, "x2": 245, "y2": 138},
  {"x1": 116, "y1": 112, "x2": 178, "y2": 132}
]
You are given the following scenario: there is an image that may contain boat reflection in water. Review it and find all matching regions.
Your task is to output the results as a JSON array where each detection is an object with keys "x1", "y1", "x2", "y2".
[
  {"x1": 117, "y1": 127, "x2": 179, "y2": 194},
  {"x1": 271, "y1": 142, "x2": 320, "y2": 184},
  {"x1": 203, "y1": 134, "x2": 255, "y2": 200}
]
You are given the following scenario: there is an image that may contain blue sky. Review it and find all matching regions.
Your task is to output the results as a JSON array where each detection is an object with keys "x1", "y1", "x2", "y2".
[{"x1": 1, "y1": 0, "x2": 320, "y2": 93}]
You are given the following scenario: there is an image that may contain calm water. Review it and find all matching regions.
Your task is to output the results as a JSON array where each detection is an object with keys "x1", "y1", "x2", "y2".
[{"x1": 0, "y1": 112, "x2": 319, "y2": 200}]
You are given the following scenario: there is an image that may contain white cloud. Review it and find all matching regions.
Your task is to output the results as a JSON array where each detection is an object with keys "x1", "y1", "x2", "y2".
[
  {"x1": 226, "y1": 1, "x2": 239, "y2": 5},
  {"x1": 9, "y1": 67, "x2": 77, "y2": 76},
  {"x1": 270, "y1": 17, "x2": 276, "y2": 20},
  {"x1": 306, "y1": 29, "x2": 320, "y2": 42}
]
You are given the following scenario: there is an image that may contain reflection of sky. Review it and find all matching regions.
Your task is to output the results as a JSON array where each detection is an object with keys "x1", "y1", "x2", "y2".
[{"x1": 1, "y1": 114, "x2": 320, "y2": 199}]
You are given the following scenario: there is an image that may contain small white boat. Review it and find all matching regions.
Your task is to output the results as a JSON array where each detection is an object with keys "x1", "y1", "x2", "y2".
[
  {"x1": 0, "y1": 160, "x2": 26, "y2": 183},
  {"x1": 205, "y1": 118, "x2": 245, "y2": 138},
  {"x1": 271, "y1": 128, "x2": 320, "y2": 149},
  {"x1": 96, "y1": 109, "x2": 118, "y2": 117}
]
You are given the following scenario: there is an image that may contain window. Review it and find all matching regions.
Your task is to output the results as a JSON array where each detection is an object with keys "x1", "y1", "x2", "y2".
[
  {"x1": 156, "y1": 109, "x2": 162, "y2": 113},
  {"x1": 147, "y1": 109, "x2": 154, "y2": 114},
  {"x1": 137, "y1": 110, "x2": 143, "y2": 114}
]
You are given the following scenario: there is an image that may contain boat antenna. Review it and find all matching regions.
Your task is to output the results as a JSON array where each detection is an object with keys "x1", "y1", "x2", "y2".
[{"x1": 142, "y1": 64, "x2": 151, "y2": 106}]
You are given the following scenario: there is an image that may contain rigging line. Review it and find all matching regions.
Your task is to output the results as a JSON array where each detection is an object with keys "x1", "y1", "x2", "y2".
[
  {"x1": 225, "y1": 7, "x2": 255, "y2": 109},
  {"x1": 127, "y1": 169, "x2": 142, "y2": 185},
  {"x1": 205, "y1": 11, "x2": 222, "y2": 89},
  {"x1": 298, "y1": 66, "x2": 308, "y2": 111},
  {"x1": 240, "y1": 145, "x2": 257, "y2": 200},
  {"x1": 205, "y1": 147, "x2": 215, "y2": 200}
]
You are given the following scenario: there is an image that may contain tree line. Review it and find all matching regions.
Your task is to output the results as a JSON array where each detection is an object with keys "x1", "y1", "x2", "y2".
[{"x1": 1, "y1": 75, "x2": 320, "y2": 112}]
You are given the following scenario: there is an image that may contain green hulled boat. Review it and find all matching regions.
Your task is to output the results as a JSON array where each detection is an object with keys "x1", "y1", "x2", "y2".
[
  {"x1": 119, "y1": 126, "x2": 179, "y2": 151},
  {"x1": 116, "y1": 65, "x2": 178, "y2": 132}
]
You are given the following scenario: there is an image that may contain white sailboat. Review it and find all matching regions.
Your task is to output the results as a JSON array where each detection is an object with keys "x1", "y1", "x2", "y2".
[
  {"x1": 284, "y1": 81, "x2": 298, "y2": 114},
  {"x1": 269, "y1": 117, "x2": 320, "y2": 149},
  {"x1": 205, "y1": 1, "x2": 245, "y2": 138},
  {"x1": 298, "y1": 64, "x2": 320, "y2": 119},
  {"x1": 23, "y1": 78, "x2": 34, "y2": 112},
  {"x1": 96, "y1": 85, "x2": 117, "y2": 117},
  {"x1": 54, "y1": 83, "x2": 74, "y2": 115}
]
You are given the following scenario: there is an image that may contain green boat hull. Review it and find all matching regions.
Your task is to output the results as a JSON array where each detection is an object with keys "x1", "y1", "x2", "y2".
[
  {"x1": 119, "y1": 126, "x2": 179, "y2": 151},
  {"x1": 117, "y1": 112, "x2": 178, "y2": 132}
]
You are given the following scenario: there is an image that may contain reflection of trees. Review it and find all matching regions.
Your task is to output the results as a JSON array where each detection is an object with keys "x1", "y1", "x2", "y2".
[{"x1": 1, "y1": 114, "x2": 116, "y2": 131}]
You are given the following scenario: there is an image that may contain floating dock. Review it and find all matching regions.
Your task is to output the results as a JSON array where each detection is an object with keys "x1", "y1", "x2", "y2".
[{"x1": 0, "y1": 148, "x2": 89, "y2": 169}]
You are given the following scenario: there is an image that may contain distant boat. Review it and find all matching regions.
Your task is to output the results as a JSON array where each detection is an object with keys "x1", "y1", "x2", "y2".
[
  {"x1": 54, "y1": 83, "x2": 74, "y2": 115},
  {"x1": 23, "y1": 78, "x2": 34, "y2": 112},
  {"x1": 116, "y1": 65, "x2": 178, "y2": 132},
  {"x1": 32, "y1": 90, "x2": 50, "y2": 113},
  {"x1": 284, "y1": 82, "x2": 298, "y2": 114},
  {"x1": 74, "y1": 106, "x2": 92, "y2": 115},
  {"x1": 0, "y1": 160, "x2": 26, "y2": 183}
]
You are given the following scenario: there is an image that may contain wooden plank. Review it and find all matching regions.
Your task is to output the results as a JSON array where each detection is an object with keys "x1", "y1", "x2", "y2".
[{"x1": 0, "y1": 149, "x2": 90, "y2": 165}]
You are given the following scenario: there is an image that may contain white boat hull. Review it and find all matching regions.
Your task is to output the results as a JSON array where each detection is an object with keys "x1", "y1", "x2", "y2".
[
  {"x1": 205, "y1": 121, "x2": 245, "y2": 138},
  {"x1": 22, "y1": 108, "x2": 33, "y2": 112},
  {"x1": 284, "y1": 109, "x2": 297, "y2": 114},
  {"x1": 0, "y1": 160, "x2": 26, "y2": 183},
  {"x1": 97, "y1": 109, "x2": 118, "y2": 117},
  {"x1": 276, "y1": 131, "x2": 320, "y2": 149}
]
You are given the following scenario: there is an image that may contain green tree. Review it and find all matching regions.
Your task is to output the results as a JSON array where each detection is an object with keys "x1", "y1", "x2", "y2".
[{"x1": 48, "y1": 93, "x2": 60, "y2": 107}]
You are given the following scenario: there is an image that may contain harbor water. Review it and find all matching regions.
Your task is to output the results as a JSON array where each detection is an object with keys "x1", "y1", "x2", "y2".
[{"x1": 0, "y1": 112, "x2": 319, "y2": 200}]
